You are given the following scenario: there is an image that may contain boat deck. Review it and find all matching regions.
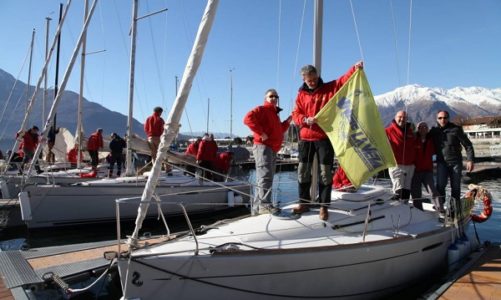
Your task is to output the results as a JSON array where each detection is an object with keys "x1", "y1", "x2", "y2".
[
  {"x1": 0, "y1": 236, "x2": 166, "y2": 298},
  {"x1": 438, "y1": 243, "x2": 501, "y2": 299}
]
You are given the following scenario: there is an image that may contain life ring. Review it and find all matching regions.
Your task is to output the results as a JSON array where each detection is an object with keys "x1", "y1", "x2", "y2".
[{"x1": 466, "y1": 184, "x2": 493, "y2": 223}]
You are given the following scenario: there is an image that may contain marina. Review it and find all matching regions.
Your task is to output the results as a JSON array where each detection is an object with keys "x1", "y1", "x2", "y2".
[{"x1": 0, "y1": 0, "x2": 500, "y2": 299}]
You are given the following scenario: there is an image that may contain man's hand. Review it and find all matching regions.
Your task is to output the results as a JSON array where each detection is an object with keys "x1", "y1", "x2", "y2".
[
  {"x1": 196, "y1": 160, "x2": 201, "y2": 165},
  {"x1": 261, "y1": 133, "x2": 268, "y2": 141},
  {"x1": 355, "y1": 60, "x2": 364, "y2": 69},
  {"x1": 466, "y1": 161, "x2": 474, "y2": 172},
  {"x1": 305, "y1": 117, "x2": 316, "y2": 126}
]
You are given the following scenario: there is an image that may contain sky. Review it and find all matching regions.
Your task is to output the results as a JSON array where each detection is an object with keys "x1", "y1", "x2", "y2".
[{"x1": 0, "y1": 0, "x2": 500, "y2": 137}]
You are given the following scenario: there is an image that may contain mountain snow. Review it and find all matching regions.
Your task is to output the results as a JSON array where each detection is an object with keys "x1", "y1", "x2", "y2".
[{"x1": 375, "y1": 84, "x2": 501, "y2": 108}]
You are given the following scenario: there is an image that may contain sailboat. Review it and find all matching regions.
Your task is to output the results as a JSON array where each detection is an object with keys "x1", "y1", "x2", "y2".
[
  {"x1": 2, "y1": 0, "x2": 250, "y2": 229},
  {"x1": 115, "y1": 1, "x2": 480, "y2": 299}
]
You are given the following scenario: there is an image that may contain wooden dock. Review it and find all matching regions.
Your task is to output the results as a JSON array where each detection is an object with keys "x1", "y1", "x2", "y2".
[
  {"x1": 0, "y1": 236, "x2": 167, "y2": 298},
  {"x1": 435, "y1": 243, "x2": 501, "y2": 299}
]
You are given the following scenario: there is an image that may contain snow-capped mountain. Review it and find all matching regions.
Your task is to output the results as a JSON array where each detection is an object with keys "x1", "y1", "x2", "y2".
[{"x1": 374, "y1": 84, "x2": 501, "y2": 126}]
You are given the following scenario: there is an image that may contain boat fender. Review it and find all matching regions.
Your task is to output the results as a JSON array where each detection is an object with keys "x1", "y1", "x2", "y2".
[
  {"x1": 227, "y1": 191, "x2": 235, "y2": 207},
  {"x1": 0, "y1": 180, "x2": 10, "y2": 199},
  {"x1": 234, "y1": 194, "x2": 243, "y2": 205},
  {"x1": 447, "y1": 243, "x2": 460, "y2": 268},
  {"x1": 19, "y1": 191, "x2": 32, "y2": 221},
  {"x1": 466, "y1": 184, "x2": 493, "y2": 223}
]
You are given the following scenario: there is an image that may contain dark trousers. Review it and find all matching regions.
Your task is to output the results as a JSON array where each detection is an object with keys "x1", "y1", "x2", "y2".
[
  {"x1": 89, "y1": 150, "x2": 99, "y2": 168},
  {"x1": 436, "y1": 161, "x2": 462, "y2": 205},
  {"x1": 109, "y1": 153, "x2": 123, "y2": 176},
  {"x1": 297, "y1": 139, "x2": 334, "y2": 206}
]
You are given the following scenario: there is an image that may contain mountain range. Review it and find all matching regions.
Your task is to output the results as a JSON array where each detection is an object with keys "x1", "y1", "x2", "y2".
[{"x1": 1, "y1": 67, "x2": 500, "y2": 151}]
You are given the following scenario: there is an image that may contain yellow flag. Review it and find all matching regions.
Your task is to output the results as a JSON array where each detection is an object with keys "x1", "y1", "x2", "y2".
[{"x1": 315, "y1": 69, "x2": 396, "y2": 188}]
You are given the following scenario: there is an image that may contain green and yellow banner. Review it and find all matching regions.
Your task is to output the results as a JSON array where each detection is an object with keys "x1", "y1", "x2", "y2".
[{"x1": 315, "y1": 69, "x2": 396, "y2": 188}]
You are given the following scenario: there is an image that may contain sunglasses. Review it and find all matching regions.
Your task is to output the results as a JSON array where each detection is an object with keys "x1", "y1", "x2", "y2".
[
  {"x1": 437, "y1": 117, "x2": 448, "y2": 120},
  {"x1": 268, "y1": 95, "x2": 279, "y2": 99}
]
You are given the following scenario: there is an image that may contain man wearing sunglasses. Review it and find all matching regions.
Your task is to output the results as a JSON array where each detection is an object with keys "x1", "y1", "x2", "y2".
[
  {"x1": 429, "y1": 110, "x2": 475, "y2": 210},
  {"x1": 244, "y1": 89, "x2": 292, "y2": 215}
]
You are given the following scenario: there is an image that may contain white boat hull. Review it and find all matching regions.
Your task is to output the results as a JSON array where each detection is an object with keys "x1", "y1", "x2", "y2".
[
  {"x1": 117, "y1": 190, "x2": 457, "y2": 299},
  {"x1": 118, "y1": 227, "x2": 451, "y2": 299},
  {"x1": 20, "y1": 174, "x2": 250, "y2": 228}
]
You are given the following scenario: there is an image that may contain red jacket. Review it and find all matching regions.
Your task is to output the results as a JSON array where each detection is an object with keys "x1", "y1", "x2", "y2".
[
  {"x1": 17, "y1": 130, "x2": 39, "y2": 153},
  {"x1": 214, "y1": 152, "x2": 233, "y2": 174},
  {"x1": 185, "y1": 141, "x2": 200, "y2": 157},
  {"x1": 332, "y1": 167, "x2": 352, "y2": 189},
  {"x1": 67, "y1": 148, "x2": 83, "y2": 164},
  {"x1": 385, "y1": 121, "x2": 416, "y2": 165},
  {"x1": 243, "y1": 101, "x2": 291, "y2": 153},
  {"x1": 415, "y1": 136, "x2": 435, "y2": 172},
  {"x1": 292, "y1": 65, "x2": 356, "y2": 141},
  {"x1": 144, "y1": 112, "x2": 165, "y2": 137},
  {"x1": 87, "y1": 131, "x2": 103, "y2": 151},
  {"x1": 197, "y1": 140, "x2": 218, "y2": 162}
]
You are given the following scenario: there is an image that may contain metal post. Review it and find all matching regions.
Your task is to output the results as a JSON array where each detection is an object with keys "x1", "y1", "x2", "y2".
[{"x1": 26, "y1": 29, "x2": 35, "y2": 112}]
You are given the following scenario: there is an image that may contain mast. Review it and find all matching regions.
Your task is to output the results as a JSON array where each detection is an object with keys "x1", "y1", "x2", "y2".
[
  {"x1": 313, "y1": 0, "x2": 323, "y2": 75},
  {"x1": 129, "y1": 0, "x2": 220, "y2": 246},
  {"x1": 310, "y1": 0, "x2": 323, "y2": 201},
  {"x1": 5, "y1": 0, "x2": 73, "y2": 172},
  {"x1": 125, "y1": 0, "x2": 138, "y2": 176},
  {"x1": 206, "y1": 98, "x2": 210, "y2": 133},
  {"x1": 124, "y1": 0, "x2": 168, "y2": 176},
  {"x1": 229, "y1": 68, "x2": 233, "y2": 138},
  {"x1": 77, "y1": 0, "x2": 89, "y2": 169},
  {"x1": 26, "y1": 29, "x2": 35, "y2": 113},
  {"x1": 43, "y1": 18, "x2": 51, "y2": 124},
  {"x1": 27, "y1": 0, "x2": 99, "y2": 174}
]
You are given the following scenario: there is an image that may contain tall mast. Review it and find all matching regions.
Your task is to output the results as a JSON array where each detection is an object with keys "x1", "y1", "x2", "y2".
[
  {"x1": 26, "y1": 29, "x2": 35, "y2": 113},
  {"x1": 313, "y1": 0, "x2": 323, "y2": 75},
  {"x1": 76, "y1": 0, "x2": 89, "y2": 168},
  {"x1": 5, "y1": 0, "x2": 74, "y2": 172},
  {"x1": 129, "y1": 0, "x2": 220, "y2": 245},
  {"x1": 310, "y1": 0, "x2": 323, "y2": 201},
  {"x1": 206, "y1": 98, "x2": 210, "y2": 133},
  {"x1": 27, "y1": 0, "x2": 99, "y2": 174},
  {"x1": 229, "y1": 68, "x2": 234, "y2": 138},
  {"x1": 125, "y1": 0, "x2": 139, "y2": 176},
  {"x1": 43, "y1": 18, "x2": 51, "y2": 124}
]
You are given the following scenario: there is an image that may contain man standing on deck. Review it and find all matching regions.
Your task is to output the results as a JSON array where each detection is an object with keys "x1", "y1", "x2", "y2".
[
  {"x1": 244, "y1": 89, "x2": 291, "y2": 214},
  {"x1": 385, "y1": 110, "x2": 417, "y2": 202},
  {"x1": 429, "y1": 110, "x2": 474, "y2": 208},
  {"x1": 144, "y1": 106, "x2": 165, "y2": 162},
  {"x1": 291, "y1": 62, "x2": 363, "y2": 221}
]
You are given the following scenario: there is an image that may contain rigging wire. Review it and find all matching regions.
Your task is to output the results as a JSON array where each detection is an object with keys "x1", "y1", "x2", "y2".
[
  {"x1": 406, "y1": 0, "x2": 413, "y2": 86},
  {"x1": 275, "y1": 0, "x2": 282, "y2": 90},
  {"x1": 290, "y1": 0, "x2": 307, "y2": 114},
  {"x1": 348, "y1": 0, "x2": 365, "y2": 62},
  {"x1": 145, "y1": 0, "x2": 168, "y2": 108},
  {"x1": 0, "y1": 44, "x2": 32, "y2": 140},
  {"x1": 388, "y1": 0, "x2": 402, "y2": 87}
]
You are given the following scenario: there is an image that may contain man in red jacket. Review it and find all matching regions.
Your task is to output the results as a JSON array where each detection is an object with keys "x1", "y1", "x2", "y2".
[
  {"x1": 244, "y1": 89, "x2": 291, "y2": 215},
  {"x1": 411, "y1": 121, "x2": 440, "y2": 211},
  {"x1": 196, "y1": 133, "x2": 218, "y2": 180},
  {"x1": 291, "y1": 62, "x2": 362, "y2": 221},
  {"x1": 385, "y1": 110, "x2": 416, "y2": 201},
  {"x1": 144, "y1": 106, "x2": 165, "y2": 162},
  {"x1": 87, "y1": 128, "x2": 104, "y2": 171},
  {"x1": 17, "y1": 125, "x2": 42, "y2": 173}
]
